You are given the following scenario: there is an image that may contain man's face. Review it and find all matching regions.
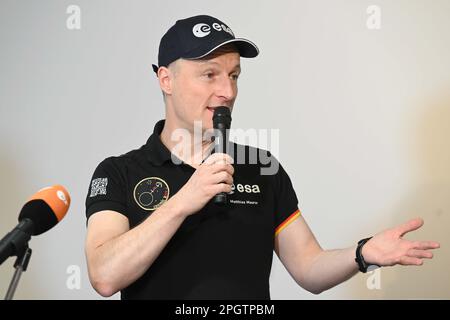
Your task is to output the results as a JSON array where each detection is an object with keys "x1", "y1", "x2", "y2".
[{"x1": 168, "y1": 51, "x2": 241, "y2": 132}]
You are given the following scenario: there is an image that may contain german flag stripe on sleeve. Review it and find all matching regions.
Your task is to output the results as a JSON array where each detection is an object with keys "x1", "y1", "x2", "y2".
[{"x1": 275, "y1": 209, "x2": 301, "y2": 236}]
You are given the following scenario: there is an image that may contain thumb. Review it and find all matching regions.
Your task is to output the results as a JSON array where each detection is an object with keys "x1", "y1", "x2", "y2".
[{"x1": 396, "y1": 218, "x2": 424, "y2": 237}]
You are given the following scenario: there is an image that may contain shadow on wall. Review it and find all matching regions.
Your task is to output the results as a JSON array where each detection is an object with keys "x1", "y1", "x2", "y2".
[
  {"x1": 0, "y1": 147, "x2": 43, "y2": 299},
  {"x1": 351, "y1": 93, "x2": 450, "y2": 299}
]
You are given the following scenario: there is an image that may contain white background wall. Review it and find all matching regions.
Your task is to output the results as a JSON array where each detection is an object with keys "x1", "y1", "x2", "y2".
[{"x1": 0, "y1": 0, "x2": 449, "y2": 299}]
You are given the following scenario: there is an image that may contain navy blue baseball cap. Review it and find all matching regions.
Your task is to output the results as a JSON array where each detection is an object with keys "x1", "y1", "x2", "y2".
[{"x1": 152, "y1": 15, "x2": 259, "y2": 75}]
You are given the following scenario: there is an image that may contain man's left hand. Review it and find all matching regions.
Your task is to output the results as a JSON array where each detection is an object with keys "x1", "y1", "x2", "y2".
[{"x1": 362, "y1": 218, "x2": 440, "y2": 267}]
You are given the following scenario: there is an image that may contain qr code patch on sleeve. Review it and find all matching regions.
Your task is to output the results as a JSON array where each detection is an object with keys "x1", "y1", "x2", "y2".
[{"x1": 90, "y1": 178, "x2": 108, "y2": 197}]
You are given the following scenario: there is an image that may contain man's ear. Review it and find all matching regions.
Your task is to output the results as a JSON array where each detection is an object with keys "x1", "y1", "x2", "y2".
[{"x1": 158, "y1": 67, "x2": 173, "y2": 95}]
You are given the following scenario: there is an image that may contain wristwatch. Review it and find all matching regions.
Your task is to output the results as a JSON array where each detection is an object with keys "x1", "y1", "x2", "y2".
[{"x1": 355, "y1": 237, "x2": 380, "y2": 273}]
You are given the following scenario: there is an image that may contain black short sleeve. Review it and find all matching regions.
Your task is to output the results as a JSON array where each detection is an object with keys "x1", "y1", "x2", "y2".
[
  {"x1": 272, "y1": 159, "x2": 301, "y2": 235},
  {"x1": 85, "y1": 157, "x2": 128, "y2": 220}
]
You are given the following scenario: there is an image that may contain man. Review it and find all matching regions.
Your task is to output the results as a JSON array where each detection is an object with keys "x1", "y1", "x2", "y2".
[{"x1": 85, "y1": 15, "x2": 440, "y2": 299}]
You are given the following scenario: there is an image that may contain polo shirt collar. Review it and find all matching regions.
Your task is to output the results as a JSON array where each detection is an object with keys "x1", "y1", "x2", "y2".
[{"x1": 144, "y1": 119, "x2": 173, "y2": 166}]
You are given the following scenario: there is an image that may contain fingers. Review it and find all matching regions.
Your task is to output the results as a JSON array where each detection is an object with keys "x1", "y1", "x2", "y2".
[
  {"x1": 209, "y1": 163, "x2": 234, "y2": 176},
  {"x1": 211, "y1": 171, "x2": 233, "y2": 185},
  {"x1": 198, "y1": 153, "x2": 234, "y2": 195},
  {"x1": 399, "y1": 256, "x2": 423, "y2": 266},
  {"x1": 203, "y1": 153, "x2": 234, "y2": 165},
  {"x1": 397, "y1": 240, "x2": 439, "y2": 266},
  {"x1": 213, "y1": 183, "x2": 232, "y2": 195},
  {"x1": 411, "y1": 240, "x2": 440, "y2": 250},
  {"x1": 406, "y1": 249, "x2": 433, "y2": 259},
  {"x1": 396, "y1": 218, "x2": 424, "y2": 237}
]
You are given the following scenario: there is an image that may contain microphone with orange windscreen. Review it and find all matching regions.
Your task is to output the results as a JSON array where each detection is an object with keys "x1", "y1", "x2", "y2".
[{"x1": 0, "y1": 185, "x2": 70, "y2": 265}]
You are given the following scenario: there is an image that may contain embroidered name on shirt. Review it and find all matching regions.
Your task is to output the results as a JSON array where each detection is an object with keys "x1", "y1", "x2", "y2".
[
  {"x1": 230, "y1": 199, "x2": 259, "y2": 205},
  {"x1": 90, "y1": 178, "x2": 108, "y2": 197},
  {"x1": 229, "y1": 183, "x2": 261, "y2": 205}
]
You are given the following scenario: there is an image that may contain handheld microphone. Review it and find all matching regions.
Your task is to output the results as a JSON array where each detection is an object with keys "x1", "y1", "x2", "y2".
[
  {"x1": 212, "y1": 106, "x2": 232, "y2": 205},
  {"x1": 0, "y1": 185, "x2": 70, "y2": 265}
]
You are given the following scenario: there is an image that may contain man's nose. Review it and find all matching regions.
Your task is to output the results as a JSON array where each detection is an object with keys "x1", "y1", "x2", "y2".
[{"x1": 215, "y1": 76, "x2": 237, "y2": 102}]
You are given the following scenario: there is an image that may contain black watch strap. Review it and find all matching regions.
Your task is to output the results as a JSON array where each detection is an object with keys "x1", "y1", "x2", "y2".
[{"x1": 355, "y1": 237, "x2": 379, "y2": 273}]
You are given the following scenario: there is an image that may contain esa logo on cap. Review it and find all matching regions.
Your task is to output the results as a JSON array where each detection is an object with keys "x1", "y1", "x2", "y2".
[{"x1": 192, "y1": 22, "x2": 234, "y2": 38}]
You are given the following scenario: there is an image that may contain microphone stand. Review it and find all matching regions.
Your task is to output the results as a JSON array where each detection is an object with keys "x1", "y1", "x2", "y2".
[{"x1": 4, "y1": 247, "x2": 32, "y2": 300}]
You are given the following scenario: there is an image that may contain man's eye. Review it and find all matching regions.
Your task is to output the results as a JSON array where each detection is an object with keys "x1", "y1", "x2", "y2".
[
  {"x1": 204, "y1": 72, "x2": 214, "y2": 79},
  {"x1": 231, "y1": 74, "x2": 240, "y2": 80}
]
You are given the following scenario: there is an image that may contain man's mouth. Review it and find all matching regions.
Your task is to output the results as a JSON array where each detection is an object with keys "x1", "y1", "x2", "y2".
[{"x1": 206, "y1": 106, "x2": 230, "y2": 113}]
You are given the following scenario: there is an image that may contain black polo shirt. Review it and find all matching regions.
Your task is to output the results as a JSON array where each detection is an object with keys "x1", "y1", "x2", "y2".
[{"x1": 85, "y1": 119, "x2": 300, "y2": 300}]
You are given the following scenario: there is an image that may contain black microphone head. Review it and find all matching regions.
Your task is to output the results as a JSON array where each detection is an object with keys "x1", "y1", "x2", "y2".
[
  {"x1": 18, "y1": 185, "x2": 70, "y2": 236},
  {"x1": 213, "y1": 106, "x2": 232, "y2": 129},
  {"x1": 19, "y1": 200, "x2": 58, "y2": 235}
]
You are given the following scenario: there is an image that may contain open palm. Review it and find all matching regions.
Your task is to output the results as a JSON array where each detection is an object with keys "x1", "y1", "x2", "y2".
[{"x1": 362, "y1": 218, "x2": 440, "y2": 267}]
